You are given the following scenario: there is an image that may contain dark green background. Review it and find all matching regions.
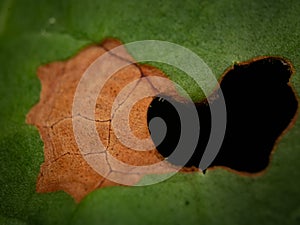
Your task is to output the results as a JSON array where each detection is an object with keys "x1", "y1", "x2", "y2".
[{"x1": 0, "y1": 0, "x2": 299, "y2": 224}]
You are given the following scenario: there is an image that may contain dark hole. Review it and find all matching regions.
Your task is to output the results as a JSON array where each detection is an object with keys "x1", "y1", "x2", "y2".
[{"x1": 147, "y1": 57, "x2": 298, "y2": 173}]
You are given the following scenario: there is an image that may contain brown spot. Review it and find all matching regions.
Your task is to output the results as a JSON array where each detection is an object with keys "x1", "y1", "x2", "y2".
[{"x1": 26, "y1": 39, "x2": 182, "y2": 202}]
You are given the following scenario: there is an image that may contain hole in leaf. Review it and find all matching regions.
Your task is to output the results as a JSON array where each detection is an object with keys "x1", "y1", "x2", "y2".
[{"x1": 147, "y1": 57, "x2": 298, "y2": 173}]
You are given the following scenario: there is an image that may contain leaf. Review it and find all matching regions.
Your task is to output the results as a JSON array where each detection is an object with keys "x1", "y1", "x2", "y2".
[{"x1": 0, "y1": 0, "x2": 300, "y2": 225}]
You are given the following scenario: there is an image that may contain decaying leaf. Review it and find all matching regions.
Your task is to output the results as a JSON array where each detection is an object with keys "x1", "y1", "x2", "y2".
[
  {"x1": 26, "y1": 37, "x2": 298, "y2": 203},
  {"x1": 26, "y1": 39, "x2": 185, "y2": 202}
]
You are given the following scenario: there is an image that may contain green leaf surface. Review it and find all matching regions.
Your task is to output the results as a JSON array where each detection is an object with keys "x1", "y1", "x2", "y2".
[{"x1": 0, "y1": 0, "x2": 299, "y2": 224}]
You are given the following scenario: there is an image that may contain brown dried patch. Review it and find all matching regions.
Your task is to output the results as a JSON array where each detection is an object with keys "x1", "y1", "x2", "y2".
[{"x1": 26, "y1": 39, "x2": 183, "y2": 202}]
